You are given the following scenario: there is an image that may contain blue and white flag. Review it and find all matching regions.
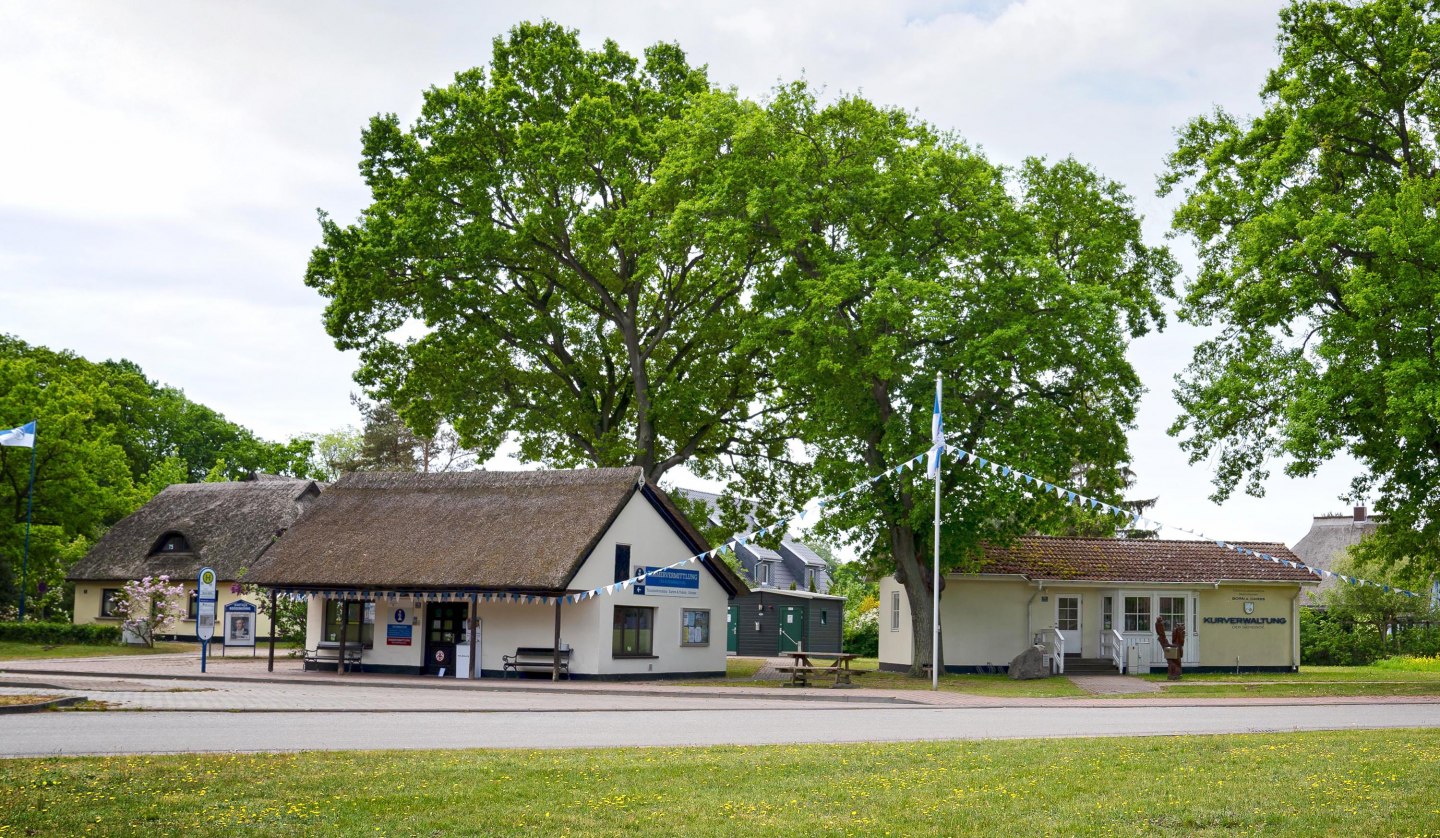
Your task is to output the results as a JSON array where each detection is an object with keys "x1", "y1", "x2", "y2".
[
  {"x1": 927, "y1": 381, "x2": 944, "y2": 479},
  {"x1": 0, "y1": 421, "x2": 35, "y2": 448}
]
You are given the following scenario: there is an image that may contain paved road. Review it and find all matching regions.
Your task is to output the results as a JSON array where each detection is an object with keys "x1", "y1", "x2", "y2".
[{"x1": 6, "y1": 702, "x2": 1440, "y2": 757}]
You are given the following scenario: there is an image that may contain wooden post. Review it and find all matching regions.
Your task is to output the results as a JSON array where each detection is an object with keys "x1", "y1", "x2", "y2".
[
  {"x1": 337, "y1": 595, "x2": 349, "y2": 676},
  {"x1": 267, "y1": 588, "x2": 277, "y2": 672},
  {"x1": 552, "y1": 596, "x2": 562, "y2": 681},
  {"x1": 468, "y1": 593, "x2": 478, "y2": 679}
]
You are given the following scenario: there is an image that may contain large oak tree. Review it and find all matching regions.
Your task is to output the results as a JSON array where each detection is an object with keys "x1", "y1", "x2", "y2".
[
  {"x1": 744, "y1": 86, "x2": 1175, "y2": 673},
  {"x1": 307, "y1": 22, "x2": 774, "y2": 482},
  {"x1": 1161, "y1": 0, "x2": 1440, "y2": 583}
]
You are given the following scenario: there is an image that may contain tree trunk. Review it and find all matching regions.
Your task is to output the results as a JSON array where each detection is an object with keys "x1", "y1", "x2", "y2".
[{"x1": 891, "y1": 521, "x2": 944, "y2": 677}]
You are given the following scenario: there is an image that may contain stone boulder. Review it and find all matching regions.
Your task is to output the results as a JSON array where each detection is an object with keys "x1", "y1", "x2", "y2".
[{"x1": 1008, "y1": 645, "x2": 1049, "y2": 680}]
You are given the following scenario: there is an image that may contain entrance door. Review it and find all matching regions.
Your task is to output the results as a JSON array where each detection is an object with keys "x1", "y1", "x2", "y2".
[
  {"x1": 727, "y1": 606, "x2": 739, "y2": 653},
  {"x1": 1055, "y1": 595, "x2": 1082, "y2": 656},
  {"x1": 778, "y1": 605, "x2": 806, "y2": 653},
  {"x1": 1154, "y1": 594, "x2": 1198, "y2": 666},
  {"x1": 424, "y1": 603, "x2": 468, "y2": 676}
]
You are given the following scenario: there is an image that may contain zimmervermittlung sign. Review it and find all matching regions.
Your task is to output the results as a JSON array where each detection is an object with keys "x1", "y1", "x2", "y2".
[{"x1": 637, "y1": 566, "x2": 699, "y2": 598}]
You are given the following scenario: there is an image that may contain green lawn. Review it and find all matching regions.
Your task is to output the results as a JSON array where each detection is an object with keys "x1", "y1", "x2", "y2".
[
  {"x1": 0, "y1": 641, "x2": 196, "y2": 661},
  {"x1": 2, "y1": 730, "x2": 1437, "y2": 835},
  {"x1": 703, "y1": 657, "x2": 1085, "y2": 698},
  {"x1": 0, "y1": 694, "x2": 60, "y2": 707},
  {"x1": 1124, "y1": 664, "x2": 1440, "y2": 698}
]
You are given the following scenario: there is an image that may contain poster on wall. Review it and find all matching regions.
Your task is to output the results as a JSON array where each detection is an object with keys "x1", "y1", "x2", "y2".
[{"x1": 223, "y1": 600, "x2": 257, "y2": 647}]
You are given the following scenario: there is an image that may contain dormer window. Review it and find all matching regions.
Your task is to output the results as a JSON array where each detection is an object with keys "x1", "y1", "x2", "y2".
[
  {"x1": 755, "y1": 562, "x2": 770, "y2": 585},
  {"x1": 150, "y1": 532, "x2": 191, "y2": 555}
]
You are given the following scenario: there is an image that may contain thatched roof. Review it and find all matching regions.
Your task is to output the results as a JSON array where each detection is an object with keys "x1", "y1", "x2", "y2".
[
  {"x1": 246, "y1": 469, "x2": 745, "y2": 595},
  {"x1": 1291, "y1": 515, "x2": 1381, "y2": 605},
  {"x1": 975, "y1": 537, "x2": 1319, "y2": 584},
  {"x1": 67, "y1": 478, "x2": 321, "y2": 582}
]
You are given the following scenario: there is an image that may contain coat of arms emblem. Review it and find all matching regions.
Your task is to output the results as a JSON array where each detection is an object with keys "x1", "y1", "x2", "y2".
[{"x1": 1243, "y1": 601, "x2": 1255, "y2": 614}]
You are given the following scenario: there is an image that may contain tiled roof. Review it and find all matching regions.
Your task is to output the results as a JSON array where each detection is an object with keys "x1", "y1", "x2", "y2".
[{"x1": 975, "y1": 537, "x2": 1318, "y2": 584}]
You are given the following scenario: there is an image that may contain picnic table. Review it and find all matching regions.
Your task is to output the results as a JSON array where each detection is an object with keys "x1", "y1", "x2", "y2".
[{"x1": 774, "y1": 651, "x2": 862, "y2": 688}]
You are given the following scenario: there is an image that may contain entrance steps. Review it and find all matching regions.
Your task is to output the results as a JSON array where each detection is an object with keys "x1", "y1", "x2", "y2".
[{"x1": 1060, "y1": 656, "x2": 1121, "y2": 675}]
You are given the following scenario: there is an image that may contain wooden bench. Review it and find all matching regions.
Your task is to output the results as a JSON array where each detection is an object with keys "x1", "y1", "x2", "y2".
[
  {"x1": 303, "y1": 643, "x2": 362, "y2": 672},
  {"x1": 502, "y1": 647, "x2": 571, "y2": 679}
]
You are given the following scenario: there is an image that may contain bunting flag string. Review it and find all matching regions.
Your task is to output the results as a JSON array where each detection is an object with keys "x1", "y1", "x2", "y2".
[
  {"x1": 939, "y1": 443, "x2": 1426, "y2": 600},
  {"x1": 274, "y1": 433, "x2": 1420, "y2": 606}
]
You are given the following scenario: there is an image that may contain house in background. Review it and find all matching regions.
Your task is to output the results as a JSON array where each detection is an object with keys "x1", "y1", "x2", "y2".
[
  {"x1": 68, "y1": 475, "x2": 321, "y2": 640},
  {"x1": 881, "y1": 536, "x2": 1319, "y2": 675},
  {"x1": 1290, "y1": 506, "x2": 1382, "y2": 606},
  {"x1": 245, "y1": 468, "x2": 748, "y2": 678},
  {"x1": 673, "y1": 489, "x2": 833, "y2": 593}
]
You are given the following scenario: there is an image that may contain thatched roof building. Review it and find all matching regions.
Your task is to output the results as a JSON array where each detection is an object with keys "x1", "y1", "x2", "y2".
[
  {"x1": 1290, "y1": 508, "x2": 1381, "y2": 605},
  {"x1": 67, "y1": 476, "x2": 321, "y2": 582},
  {"x1": 246, "y1": 468, "x2": 746, "y2": 595}
]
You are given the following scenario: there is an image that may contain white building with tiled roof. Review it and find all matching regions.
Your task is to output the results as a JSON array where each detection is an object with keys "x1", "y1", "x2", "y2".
[{"x1": 880, "y1": 536, "x2": 1319, "y2": 676}]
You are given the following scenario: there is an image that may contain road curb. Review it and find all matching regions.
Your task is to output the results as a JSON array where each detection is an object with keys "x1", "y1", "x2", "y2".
[{"x1": 0, "y1": 695, "x2": 85, "y2": 714}]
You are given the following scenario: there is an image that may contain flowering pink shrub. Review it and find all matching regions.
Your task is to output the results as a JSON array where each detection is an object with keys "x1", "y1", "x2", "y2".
[{"x1": 115, "y1": 575, "x2": 188, "y2": 647}]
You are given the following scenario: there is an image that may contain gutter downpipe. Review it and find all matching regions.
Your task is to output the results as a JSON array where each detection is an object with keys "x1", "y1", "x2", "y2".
[{"x1": 1025, "y1": 580, "x2": 1042, "y2": 647}]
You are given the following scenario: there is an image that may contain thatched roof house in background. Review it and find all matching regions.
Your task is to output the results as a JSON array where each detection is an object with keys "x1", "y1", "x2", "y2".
[
  {"x1": 68, "y1": 475, "x2": 321, "y2": 637},
  {"x1": 1290, "y1": 507, "x2": 1381, "y2": 606}
]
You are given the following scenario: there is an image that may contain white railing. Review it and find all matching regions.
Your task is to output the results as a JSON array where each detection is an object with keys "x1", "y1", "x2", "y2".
[
  {"x1": 1106, "y1": 628, "x2": 1127, "y2": 674},
  {"x1": 1049, "y1": 629, "x2": 1065, "y2": 674}
]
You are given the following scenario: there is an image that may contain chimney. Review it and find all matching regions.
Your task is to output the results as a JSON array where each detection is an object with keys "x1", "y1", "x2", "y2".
[{"x1": 1353, "y1": 505, "x2": 1367, "y2": 523}]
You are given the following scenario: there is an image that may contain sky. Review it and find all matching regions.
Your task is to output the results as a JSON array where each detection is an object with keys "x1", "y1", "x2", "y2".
[{"x1": 0, "y1": 0, "x2": 1362, "y2": 549}]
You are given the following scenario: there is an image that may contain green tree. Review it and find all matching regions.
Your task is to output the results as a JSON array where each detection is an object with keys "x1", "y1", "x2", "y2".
[
  {"x1": 746, "y1": 86, "x2": 1175, "y2": 674},
  {"x1": 1161, "y1": 0, "x2": 1440, "y2": 584},
  {"x1": 0, "y1": 344, "x2": 137, "y2": 613},
  {"x1": 306, "y1": 21, "x2": 772, "y2": 483}
]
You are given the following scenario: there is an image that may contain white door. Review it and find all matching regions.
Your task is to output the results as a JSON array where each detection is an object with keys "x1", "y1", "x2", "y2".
[
  {"x1": 1154, "y1": 594, "x2": 1198, "y2": 666},
  {"x1": 1055, "y1": 595, "x2": 1081, "y2": 656}
]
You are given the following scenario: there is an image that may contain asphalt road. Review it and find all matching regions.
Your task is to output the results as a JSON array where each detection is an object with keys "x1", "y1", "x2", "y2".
[{"x1": 5, "y1": 702, "x2": 1440, "y2": 757}]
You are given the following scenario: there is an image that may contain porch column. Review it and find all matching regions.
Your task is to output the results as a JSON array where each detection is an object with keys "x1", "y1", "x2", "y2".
[
  {"x1": 552, "y1": 597, "x2": 563, "y2": 681},
  {"x1": 468, "y1": 593, "x2": 478, "y2": 679},
  {"x1": 337, "y1": 595, "x2": 349, "y2": 676},
  {"x1": 266, "y1": 588, "x2": 277, "y2": 672}
]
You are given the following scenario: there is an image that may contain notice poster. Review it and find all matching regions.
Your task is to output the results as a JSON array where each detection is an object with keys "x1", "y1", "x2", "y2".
[{"x1": 223, "y1": 600, "x2": 257, "y2": 647}]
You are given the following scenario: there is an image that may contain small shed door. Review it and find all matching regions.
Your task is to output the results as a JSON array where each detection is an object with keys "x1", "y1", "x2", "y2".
[
  {"x1": 778, "y1": 605, "x2": 807, "y2": 653},
  {"x1": 727, "y1": 606, "x2": 739, "y2": 653},
  {"x1": 424, "y1": 603, "x2": 467, "y2": 676}
]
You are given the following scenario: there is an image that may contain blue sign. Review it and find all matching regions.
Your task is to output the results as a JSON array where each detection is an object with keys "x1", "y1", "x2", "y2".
[
  {"x1": 639, "y1": 566, "x2": 700, "y2": 598},
  {"x1": 387, "y1": 624, "x2": 413, "y2": 646},
  {"x1": 393, "y1": 608, "x2": 406, "y2": 624}
]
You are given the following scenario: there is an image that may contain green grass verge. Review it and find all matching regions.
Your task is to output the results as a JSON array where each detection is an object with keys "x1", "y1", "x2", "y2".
[
  {"x1": 1142, "y1": 665, "x2": 1440, "y2": 683},
  {"x1": 0, "y1": 694, "x2": 60, "y2": 707},
  {"x1": 2, "y1": 730, "x2": 1437, "y2": 835},
  {"x1": 1134, "y1": 682, "x2": 1440, "y2": 699},
  {"x1": 0, "y1": 641, "x2": 196, "y2": 661},
  {"x1": 701, "y1": 657, "x2": 1083, "y2": 697}
]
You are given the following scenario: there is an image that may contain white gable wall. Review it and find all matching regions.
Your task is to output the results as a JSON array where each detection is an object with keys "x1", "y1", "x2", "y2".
[{"x1": 568, "y1": 491, "x2": 730, "y2": 676}]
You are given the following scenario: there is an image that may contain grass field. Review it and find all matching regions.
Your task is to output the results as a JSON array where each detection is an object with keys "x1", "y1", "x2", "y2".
[
  {"x1": 708, "y1": 657, "x2": 1085, "y2": 697},
  {"x1": 0, "y1": 641, "x2": 195, "y2": 661},
  {"x1": 1129, "y1": 662, "x2": 1440, "y2": 698},
  {"x1": 0, "y1": 694, "x2": 59, "y2": 707},
  {"x1": 1, "y1": 729, "x2": 1437, "y2": 836}
]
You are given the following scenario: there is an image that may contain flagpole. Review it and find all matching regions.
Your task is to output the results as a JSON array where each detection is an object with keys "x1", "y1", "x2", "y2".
[
  {"x1": 19, "y1": 429, "x2": 35, "y2": 622},
  {"x1": 932, "y1": 374, "x2": 941, "y2": 691}
]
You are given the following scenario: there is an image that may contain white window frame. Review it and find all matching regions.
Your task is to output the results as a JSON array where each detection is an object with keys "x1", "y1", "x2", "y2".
[{"x1": 890, "y1": 591, "x2": 901, "y2": 631}]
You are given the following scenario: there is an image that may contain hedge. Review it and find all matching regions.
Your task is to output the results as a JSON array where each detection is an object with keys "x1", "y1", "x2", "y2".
[{"x1": 0, "y1": 621, "x2": 121, "y2": 645}]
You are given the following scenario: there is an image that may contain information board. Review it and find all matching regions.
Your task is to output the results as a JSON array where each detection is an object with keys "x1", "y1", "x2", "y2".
[
  {"x1": 637, "y1": 566, "x2": 700, "y2": 598},
  {"x1": 223, "y1": 600, "x2": 256, "y2": 647},
  {"x1": 196, "y1": 566, "x2": 217, "y2": 643}
]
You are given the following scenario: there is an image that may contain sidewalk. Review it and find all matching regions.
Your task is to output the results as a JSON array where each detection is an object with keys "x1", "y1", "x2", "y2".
[{"x1": 4, "y1": 653, "x2": 1439, "y2": 712}]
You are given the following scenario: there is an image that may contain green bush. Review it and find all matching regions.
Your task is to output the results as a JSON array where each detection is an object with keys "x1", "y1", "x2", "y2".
[{"x1": 0, "y1": 621, "x2": 121, "y2": 645}]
